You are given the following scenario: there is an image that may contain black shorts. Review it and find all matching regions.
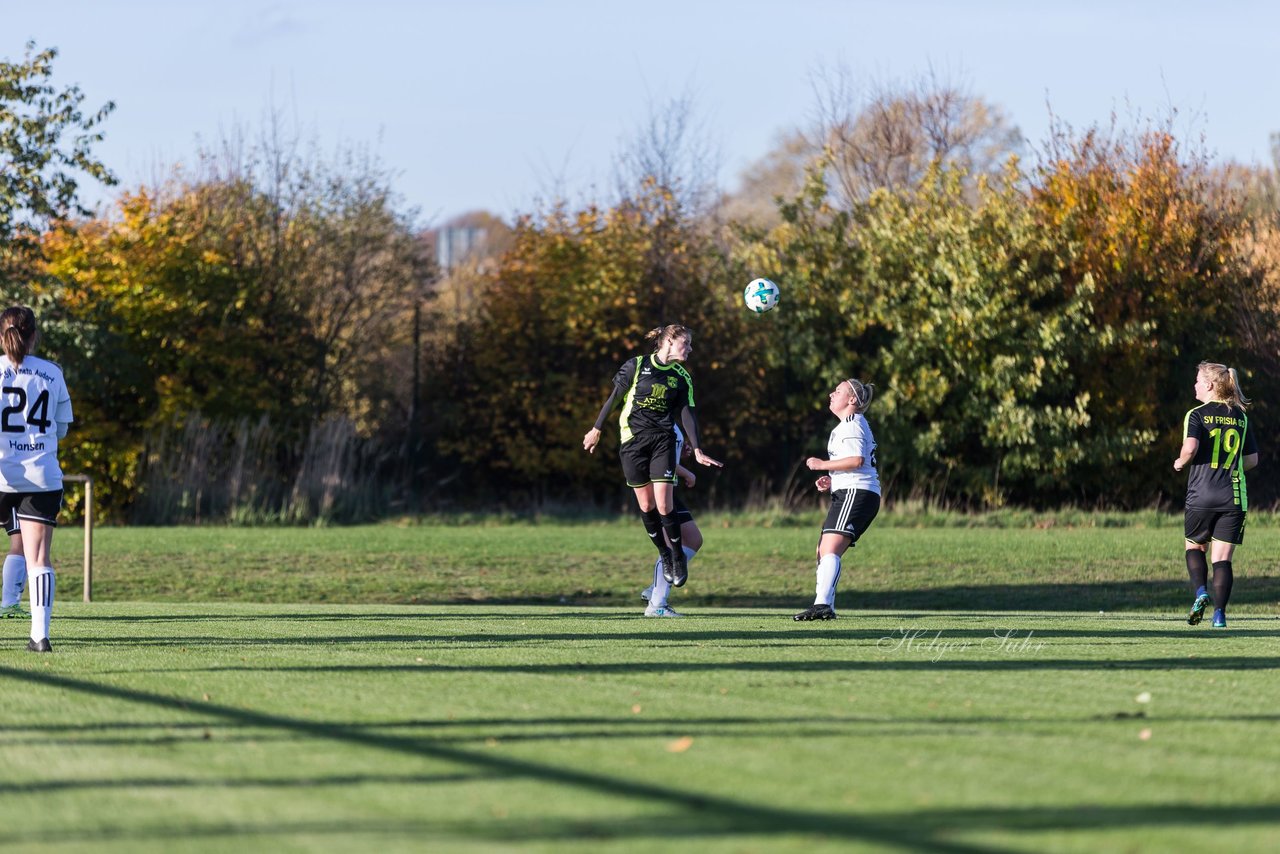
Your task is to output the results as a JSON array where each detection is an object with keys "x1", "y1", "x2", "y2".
[
  {"x1": 620, "y1": 429, "x2": 677, "y2": 487},
  {"x1": 1185, "y1": 507, "x2": 1246, "y2": 546},
  {"x1": 673, "y1": 492, "x2": 694, "y2": 524},
  {"x1": 822, "y1": 488, "x2": 880, "y2": 544},
  {"x1": 0, "y1": 490, "x2": 63, "y2": 531}
]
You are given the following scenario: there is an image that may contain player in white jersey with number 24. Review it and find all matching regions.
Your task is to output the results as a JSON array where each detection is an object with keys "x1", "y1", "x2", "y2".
[
  {"x1": 0, "y1": 307, "x2": 73, "y2": 652},
  {"x1": 795, "y1": 377, "x2": 881, "y2": 621}
]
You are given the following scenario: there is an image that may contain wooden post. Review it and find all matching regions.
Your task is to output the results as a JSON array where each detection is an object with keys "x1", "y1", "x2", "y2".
[
  {"x1": 83, "y1": 476, "x2": 93, "y2": 602},
  {"x1": 62, "y1": 475, "x2": 94, "y2": 602}
]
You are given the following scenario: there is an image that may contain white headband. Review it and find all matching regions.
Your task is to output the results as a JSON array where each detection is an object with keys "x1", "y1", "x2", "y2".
[{"x1": 845, "y1": 379, "x2": 863, "y2": 408}]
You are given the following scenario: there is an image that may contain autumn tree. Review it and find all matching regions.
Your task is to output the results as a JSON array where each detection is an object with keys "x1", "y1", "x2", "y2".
[
  {"x1": 614, "y1": 90, "x2": 721, "y2": 217},
  {"x1": 41, "y1": 124, "x2": 431, "y2": 520},
  {"x1": 811, "y1": 67, "x2": 1022, "y2": 208},
  {"x1": 718, "y1": 130, "x2": 811, "y2": 231},
  {"x1": 1204, "y1": 134, "x2": 1280, "y2": 502},
  {"x1": 1031, "y1": 122, "x2": 1258, "y2": 503},
  {"x1": 732, "y1": 116, "x2": 1261, "y2": 508},
  {"x1": 0, "y1": 42, "x2": 115, "y2": 246},
  {"x1": 0, "y1": 42, "x2": 116, "y2": 516},
  {"x1": 426, "y1": 178, "x2": 755, "y2": 504}
]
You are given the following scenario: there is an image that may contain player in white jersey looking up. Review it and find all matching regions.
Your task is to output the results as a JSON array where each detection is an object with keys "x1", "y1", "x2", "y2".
[
  {"x1": 0, "y1": 307, "x2": 74, "y2": 652},
  {"x1": 794, "y1": 378, "x2": 881, "y2": 621}
]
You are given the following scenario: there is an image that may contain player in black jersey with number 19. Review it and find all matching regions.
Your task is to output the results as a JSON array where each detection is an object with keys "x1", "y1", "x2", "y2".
[
  {"x1": 583, "y1": 325, "x2": 722, "y2": 589},
  {"x1": 0, "y1": 307, "x2": 73, "y2": 652},
  {"x1": 1173, "y1": 362, "x2": 1258, "y2": 629}
]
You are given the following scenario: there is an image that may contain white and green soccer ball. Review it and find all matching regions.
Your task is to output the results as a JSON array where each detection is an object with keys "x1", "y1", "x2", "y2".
[{"x1": 743, "y1": 277, "x2": 780, "y2": 313}]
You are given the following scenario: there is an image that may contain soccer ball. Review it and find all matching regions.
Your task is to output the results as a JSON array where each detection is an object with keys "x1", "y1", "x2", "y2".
[{"x1": 743, "y1": 278, "x2": 780, "y2": 313}]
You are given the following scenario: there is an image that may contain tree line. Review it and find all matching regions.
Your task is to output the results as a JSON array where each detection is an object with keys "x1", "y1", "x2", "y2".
[{"x1": 3, "y1": 44, "x2": 1279, "y2": 521}]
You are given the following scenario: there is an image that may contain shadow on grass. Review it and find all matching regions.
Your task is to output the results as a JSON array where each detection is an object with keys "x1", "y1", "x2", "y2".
[
  {"x1": 108, "y1": 655, "x2": 1280, "y2": 675},
  {"x1": 0, "y1": 714, "x2": 926, "y2": 733},
  {"x1": 667, "y1": 577, "x2": 1280, "y2": 611},
  {"x1": 49, "y1": 622, "x2": 1280, "y2": 653},
  {"x1": 69, "y1": 576, "x2": 1280, "y2": 611},
  {"x1": 4, "y1": 664, "x2": 1279, "y2": 851},
  {"x1": 5, "y1": 724, "x2": 966, "y2": 751},
  {"x1": 10, "y1": 803, "x2": 1280, "y2": 849},
  {"x1": 0, "y1": 771, "x2": 492, "y2": 795},
  {"x1": 0, "y1": 665, "x2": 987, "y2": 853},
  {"x1": 7, "y1": 665, "x2": 1280, "y2": 854},
  {"x1": 14, "y1": 709, "x2": 1280, "y2": 751},
  {"x1": 833, "y1": 578, "x2": 1280, "y2": 612}
]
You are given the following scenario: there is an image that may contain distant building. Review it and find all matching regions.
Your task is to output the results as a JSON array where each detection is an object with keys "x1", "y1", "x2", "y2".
[{"x1": 435, "y1": 225, "x2": 487, "y2": 271}]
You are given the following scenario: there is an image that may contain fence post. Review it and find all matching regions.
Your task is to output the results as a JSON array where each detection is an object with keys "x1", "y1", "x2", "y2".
[
  {"x1": 84, "y1": 476, "x2": 93, "y2": 602},
  {"x1": 62, "y1": 474, "x2": 94, "y2": 603}
]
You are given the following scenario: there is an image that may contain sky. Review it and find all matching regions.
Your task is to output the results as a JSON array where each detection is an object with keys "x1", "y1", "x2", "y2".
[{"x1": 6, "y1": 0, "x2": 1280, "y2": 227}]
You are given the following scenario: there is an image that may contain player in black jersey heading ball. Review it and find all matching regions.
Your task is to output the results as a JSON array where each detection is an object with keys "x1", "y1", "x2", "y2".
[
  {"x1": 583, "y1": 325, "x2": 723, "y2": 589},
  {"x1": 1173, "y1": 362, "x2": 1259, "y2": 629}
]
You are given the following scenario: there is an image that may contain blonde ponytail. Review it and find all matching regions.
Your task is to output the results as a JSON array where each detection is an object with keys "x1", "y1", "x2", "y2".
[{"x1": 1198, "y1": 361, "x2": 1251, "y2": 410}]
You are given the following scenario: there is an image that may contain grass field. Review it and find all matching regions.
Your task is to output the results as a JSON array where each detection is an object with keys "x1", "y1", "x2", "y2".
[{"x1": 4, "y1": 517, "x2": 1280, "y2": 852}]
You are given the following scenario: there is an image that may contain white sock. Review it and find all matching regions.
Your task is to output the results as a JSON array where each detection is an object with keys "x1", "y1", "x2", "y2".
[
  {"x1": 649, "y1": 558, "x2": 671, "y2": 607},
  {"x1": 2, "y1": 554, "x2": 25, "y2": 607},
  {"x1": 649, "y1": 546, "x2": 695, "y2": 608},
  {"x1": 29, "y1": 566, "x2": 53, "y2": 642},
  {"x1": 815, "y1": 553, "x2": 841, "y2": 607}
]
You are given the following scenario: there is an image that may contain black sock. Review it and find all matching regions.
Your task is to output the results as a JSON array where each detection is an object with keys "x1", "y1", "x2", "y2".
[
  {"x1": 640, "y1": 509, "x2": 668, "y2": 555},
  {"x1": 659, "y1": 512, "x2": 683, "y2": 556},
  {"x1": 1212, "y1": 561, "x2": 1234, "y2": 610},
  {"x1": 1185, "y1": 550, "x2": 1208, "y2": 594}
]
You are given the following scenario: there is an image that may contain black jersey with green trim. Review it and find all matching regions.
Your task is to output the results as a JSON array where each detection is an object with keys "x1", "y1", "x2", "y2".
[
  {"x1": 611, "y1": 354, "x2": 696, "y2": 445},
  {"x1": 1183, "y1": 401, "x2": 1257, "y2": 511}
]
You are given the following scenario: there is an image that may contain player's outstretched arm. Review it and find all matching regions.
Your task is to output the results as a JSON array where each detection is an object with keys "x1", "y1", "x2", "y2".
[
  {"x1": 584, "y1": 384, "x2": 624, "y2": 454},
  {"x1": 693, "y1": 448, "x2": 723, "y2": 468}
]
